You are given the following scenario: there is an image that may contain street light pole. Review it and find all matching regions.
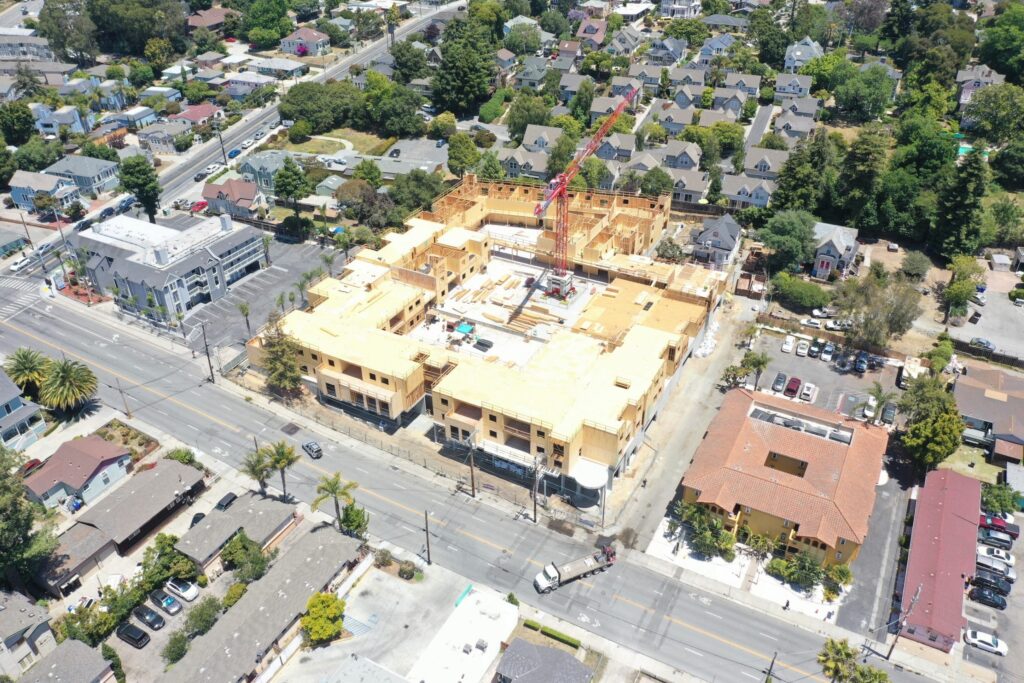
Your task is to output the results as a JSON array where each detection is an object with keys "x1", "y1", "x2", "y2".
[
  {"x1": 887, "y1": 583, "x2": 921, "y2": 660},
  {"x1": 532, "y1": 456, "x2": 539, "y2": 523},
  {"x1": 468, "y1": 448, "x2": 476, "y2": 498},
  {"x1": 423, "y1": 510, "x2": 432, "y2": 565},
  {"x1": 115, "y1": 377, "x2": 132, "y2": 418}
]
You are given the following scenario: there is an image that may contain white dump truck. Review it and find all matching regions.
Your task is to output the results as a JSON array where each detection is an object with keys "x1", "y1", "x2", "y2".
[{"x1": 533, "y1": 545, "x2": 617, "y2": 593}]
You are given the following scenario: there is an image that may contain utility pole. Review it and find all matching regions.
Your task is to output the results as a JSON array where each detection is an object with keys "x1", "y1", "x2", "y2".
[
  {"x1": 53, "y1": 221, "x2": 70, "y2": 284},
  {"x1": 887, "y1": 583, "x2": 922, "y2": 660},
  {"x1": 115, "y1": 378, "x2": 132, "y2": 418},
  {"x1": 468, "y1": 448, "x2": 476, "y2": 498},
  {"x1": 253, "y1": 435, "x2": 259, "y2": 453},
  {"x1": 200, "y1": 322, "x2": 215, "y2": 383},
  {"x1": 424, "y1": 510, "x2": 432, "y2": 565},
  {"x1": 532, "y1": 456, "x2": 539, "y2": 523},
  {"x1": 214, "y1": 121, "x2": 229, "y2": 166},
  {"x1": 19, "y1": 212, "x2": 45, "y2": 273},
  {"x1": 764, "y1": 651, "x2": 777, "y2": 682}
]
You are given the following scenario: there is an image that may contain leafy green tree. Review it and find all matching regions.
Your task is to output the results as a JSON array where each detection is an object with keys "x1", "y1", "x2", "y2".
[
  {"x1": 446, "y1": 132, "x2": 480, "y2": 178},
  {"x1": 546, "y1": 133, "x2": 577, "y2": 178},
  {"x1": 128, "y1": 62, "x2": 155, "y2": 87},
  {"x1": 507, "y1": 92, "x2": 549, "y2": 141},
  {"x1": 340, "y1": 502, "x2": 370, "y2": 537},
  {"x1": 221, "y1": 531, "x2": 273, "y2": 583},
  {"x1": 80, "y1": 142, "x2": 120, "y2": 163},
  {"x1": 352, "y1": 159, "x2": 382, "y2": 188},
  {"x1": 390, "y1": 170, "x2": 444, "y2": 212},
  {"x1": 640, "y1": 167, "x2": 673, "y2": 196},
  {"x1": 504, "y1": 24, "x2": 540, "y2": 54},
  {"x1": 119, "y1": 156, "x2": 161, "y2": 223},
  {"x1": 981, "y1": 483, "x2": 1021, "y2": 515},
  {"x1": 391, "y1": 40, "x2": 430, "y2": 84},
  {"x1": 428, "y1": 112, "x2": 457, "y2": 140},
  {"x1": 771, "y1": 130, "x2": 843, "y2": 215},
  {"x1": 475, "y1": 151, "x2": 505, "y2": 180},
  {"x1": 183, "y1": 596, "x2": 222, "y2": 637},
  {"x1": 818, "y1": 638, "x2": 857, "y2": 682},
  {"x1": 836, "y1": 125, "x2": 888, "y2": 232},
  {"x1": 190, "y1": 26, "x2": 223, "y2": 55},
  {"x1": 539, "y1": 10, "x2": 569, "y2": 36},
  {"x1": 580, "y1": 50, "x2": 613, "y2": 81},
  {"x1": 900, "y1": 251, "x2": 932, "y2": 280},
  {"x1": 902, "y1": 407, "x2": 962, "y2": 469},
  {"x1": 302, "y1": 592, "x2": 346, "y2": 645},
  {"x1": 835, "y1": 66, "x2": 894, "y2": 123},
  {"x1": 260, "y1": 311, "x2": 303, "y2": 396},
  {"x1": 38, "y1": 0, "x2": 99, "y2": 63},
  {"x1": 992, "y1": 139, "x2": 1024, "y2": 192},
  {"x1": 759, "y1": 210, "x2": 817, "y2": 272},
  {"x1": 273, "y1": 157, "x2": 311, "y2": 216},
  {"x1": 770, "y1": 273, "x2": 831, "y2": 310},
  {"x1": 0, "y1": 445, "x2": 57, "y2": 579},
  {"x1": 248, "y1": 26, "x2": 281, "y2": 49},
  {"x1": 568, "y1": 79, "x2": 595, "y2": 125},
  {"x1": 964, "y1": 83, "x2": 1024, "y2": 145},
  {"x1": 832, "y1": 275, "x2": 921, "y2": 348},
  {"x1": 0, "y1": 102, "x2": 35, "y2": 146},
  {"x1": 979, "y1": 3, "x2": 1024, "y2": 85},
  {"x1": 935, "y1": 149, "x2": 987, "y2": 261},
  {"x1": 580, "y1": 156, "x2": 609, "y2": 189},
  {"x1": 39, "y1": 359, "x2": 96, "y2": 412},
  {"x1": 162, "y1": 631, "x2": 188, "y2": 664},
  {"x1": 14, "y1": 137, "x2": 63, "y2": 173},
  {"x1": 664, "y1": 18, "x2": 708, "y2": 44},
  {"x1": 431, "y1": 22, "x2": 494, "y2": 116}
]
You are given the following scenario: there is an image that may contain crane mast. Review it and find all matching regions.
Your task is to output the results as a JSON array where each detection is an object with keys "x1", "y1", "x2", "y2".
[{"x1": 533, "y1": 87, "x2": 640, "y2": 299}]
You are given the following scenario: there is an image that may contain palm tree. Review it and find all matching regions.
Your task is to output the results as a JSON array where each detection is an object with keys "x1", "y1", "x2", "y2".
[
  {"x1": 262, "y1": 440, "x2": 300, "y2": 500},
  {"x1": 742, "y1": 351, "x2": 769, "y2": 390},
  {"x1": 3, "y1": 348, "x2": 51, "y2": 397},
  {"x1": 333, "y1": 233, "x2": 351, "y2": 262},
  {"x1": 852, "y1": 665, "x2": 890, "y2": 683},
  {"x1": 237, "y1": 301, "x2": 252, "y2": 338},
  {"x1": 817, "y1": 638, "x2": 858, "y2": 682},
  {"x1": 262, "y1": 234, "x2": 274, "y2": 266},
  {"x1": 855, "y1": 381, "x2": 896, "y2": 424},
  {"x1": 241, "y1": 449, "x2": 271, "y2": 494},
  {"x1": 288, "y1": 291, "x2": 296, "y2": 309},
  {"x1": 320, "y1": 252, "x2": 336, "y2": 277},
  {"x1": 294, "y1": 274, "x2": 309, "y2": 307},
  {"x1": 39, "y1": 358, "x2": 97, "y2": 412},
  {"x1": 276, "y1": 292, "x2": 286, "y2": 312},
  {"x1": 311, "y1": 472, "x2": 358, "y2": 531}
]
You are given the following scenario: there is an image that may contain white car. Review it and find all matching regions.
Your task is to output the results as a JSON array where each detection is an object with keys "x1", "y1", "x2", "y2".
[
  {"x1": 241, "y1": 138, "x2": 255, "y2": 149},
  {"x1": 971, "y1": 292, "x2": 987, "y2": 306},
  {"x1": 795, "y1": 340, "x2": 810, "y2": 357},
  {"x1": 812, "y1": 307, "x2": 836, "y2": 319},
  {"x1": 978, "y1": 544, "x2": 1016, "y2": 566},
  {"x1": 799, "y1": 382, "x2": 817, "y2": 402},
  {"x1": 203, "y1": 163, "x2": 223, "y2": 175},
  {"x1": 820, "y1": 343, "x2": 835, "y2": 363},
  {"x1": 164, "y1": 577, "x2": 199, "y2": 602},
  {"x1": 825, "y1": 319, "x2": 852, "y2": 331},
  {"x1": 781, "y1": 335, "x2": 795, "y2": 353},
  {"x1": 862, "y1": 395, "x2": 878, "y2": 420},
  {"x1": 8, "y1": 257, "x2": 31, "y2": 273},
  {"x1": 800, "y1": 318, "x2": 822, "y2": 329},
  {"x1": 964, "y1": 629, "x2": 1008, "y2": 656}
]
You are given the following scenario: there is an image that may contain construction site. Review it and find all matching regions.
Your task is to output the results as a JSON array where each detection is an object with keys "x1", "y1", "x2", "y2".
[{"x1": 247, "y1": 175, "x2": 729, "y2": 507}]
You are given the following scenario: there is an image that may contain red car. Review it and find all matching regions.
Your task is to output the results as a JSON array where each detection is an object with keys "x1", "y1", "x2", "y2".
[
  {"x1": 189, "y1": 200, "x2": 208, "y2": 213},
  {"x1": 980, "y1": 514, "x2": 1021, "y2": 539},
  {"x1": 19, "y1": 459, "x2": 43, "y2": 477},
  {"x1": 783, "y1": 377, "x2": 802, "y2": 398}
]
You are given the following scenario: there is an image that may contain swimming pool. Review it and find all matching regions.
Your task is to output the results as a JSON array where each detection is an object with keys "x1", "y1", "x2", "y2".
[{"x1": 456, "y1": 322, "x2": 474, "y2": 334}]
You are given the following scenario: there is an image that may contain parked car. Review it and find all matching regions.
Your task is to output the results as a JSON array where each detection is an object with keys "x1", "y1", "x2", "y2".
[
  {"x1": 204, "y1": 163, "x2": 223, "y2": 175},
  {"x1": 820, "y1": 343, "x2": 834, "y2": 362},
  {"x1": 800, "y1": 318, "x2": 822, "y2": 329},
  {"x1": 862, "y1": 395, "x2": 878, "y2": 420},
  {"x1": 771, "y1": 372, "x2": 787, "y2": 392},
  {"x1": 795, "y1": 340, "x2": 809, "y2": 357},
  {"x1": 978, "y1": 544, "x2": 1015, "y2": 566},
  {"x1": 799, "y1": 382, "x2": 817, "y2": 402},
  {"x1": 115, "y1": 622, "x2": 150, "y2": 649},
  {"x1": 302, "y1": 441, "x2": 323, "y2": 459},
  {"x1": 980, "y1": 514, "x2": 1021, "y2": 539},
  {"x1": 887, "y1": 242, "x2": 899, "y2": 252},
  {"x1": 825, "y1": 319, "x2": 853, "y2": 331},
  {"x1": 8, "y1": 257, "x2": 31, "y2": 273},
  {"x1": 970, "y1": 337, "x2": 996, "y2": 352},
  {"x1": 969, "y1": 587, "x2": 1007, "y2": 610},
  {"x1": 474, "y1": 338, "x2": 494, "y2": 352},
  {"x1": 228, "y1": 148, "x2": 241, "y2": 159},
  {"x1": 781, "y1": 335, "x2": 795, "y2": 353},
  {"x1": 241, "y1": 138, "x2": 255, "y2": 149},
  {"x1": 117, "y1": 196, "x2": 136, "y2": 213},
  {"x1": 979, "y1": 528, "x2": 1014, "y2": 551},
  {"x1": 783, "y1": 377, "x2": 802, "y2": 398},
  {"x1": 855, "y1": 351, "x2": 869, "y2": 374},
  {"x1": 253, "y1": 129, "x2": 265, "y2": 139},
  {"x1": 973, "y1": 568, "x2": 1012, "y2": 596},
  {"x1": 812, "y1": 308, "x2": 836, "y2": 319},
  {"x1": 880, "y1": 403, "x2": 896, "y2": 425},
  {"x1": 99, "y1": 207, "x2": 116, "y2": 219},
  {"x1": 971, "y1": 292, "x2": 987, "y2": 306},
  {"x1": 189, "y1": 512, "x2": 206, "y2": 528},
  {"x1": 73, "y1": 218, "x2": 92, "y2": 232},
  {"x1": 964, "y1": 629, "x2": 1008, "y2": 656},
  {"x1": 165, "y1": 577, "x2": 200, "y2": 602},
  {"x1": 808, "y1": 339, "x2": 821, "y2": 358},
  {"x1": 149, "y1": 589, "x2": 182, "y2": 615},
  {"x1": 132, "y1": 604, "x2": 166, "y2": 630},
  {"x1": 215, "y1": 492, "x2": 238, "y2": 511},
  {"x1": 984, "y1": 510, "x2": 1016, "y2": 525},
  {"x1": 190, "y1": 200, "x2": 208, "y2": 213},
  {"x1": 194, "y1": 171, "x2": 208, "y2": 182},
  {"x1": 977, "y1": 555, "x2": 1017, "y2": 582},
  {"x1": 19, "y1": 458, "x2": 43, "y2": 476}
]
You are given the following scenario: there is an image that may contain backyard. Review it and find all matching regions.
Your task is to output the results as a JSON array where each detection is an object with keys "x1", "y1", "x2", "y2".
[{"x1": 937, "y1": 444, "x2": 1002, "y2": 484}]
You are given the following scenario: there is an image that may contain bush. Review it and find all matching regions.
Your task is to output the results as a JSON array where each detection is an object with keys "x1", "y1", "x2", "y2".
[
  {"x1": 823, "y1": 587, "x2": 839, "y2": 602},
  {"x1": 101, "y1": 644, "x2": 125, "y2": 683},
  {"x1": 720, "y1": 547, "x2": 736, "y2": 562},
  {"x1": 164, "y1": 448, "x2": 204, "y2": 472},
  {"x1": 374, "y1": 549, "x2": 393, "y2": 568},
  {"x1": 184, "y1": 596, "x2": 222, "y2": 637},
  {"x1": 302, "y1": 592, "x2": 346, "y2": 645},
  {"x1": 474, "y1": 129, "x2": 497, "y2": 148},
  {"x1": 1009, "y1": 288, "x2": 1024, "y2": 302},
  {"x1": 770, "y1": 272, "x2": 832, "y2": 310},
  {"x1": 398, "y1": 560, "x2": 416, "y2": 580},
  {"x1": 524, "y1": 619, "x2": 542, "y2": 631},
  {"x1": 162, "y1": 631, "x2": 189, "y2": 664},
  {"x1": 288, "y1": 120, "x2": 313, "y2": 143},
  {"x1": 925, "y1": 338, "x2": 954, "y2": 373},
  {"x1": 223, "y1": 582, "x2": 247, "y2": 608},
  {"x1": 222, "y1": 531, "x2": 273, "y2": 584},
  {"x1": 506, "y1": 592, "x2": 519, "y2": 605},
  {"x1": 478, "y1": 88, "x2": 511, "y2": 123},
  {"x1": 540, "y1": 625, "x2": 581, "y2": 648},
  {"x1": 766, "y1": 558, "x2": 789, "y2": 579}
]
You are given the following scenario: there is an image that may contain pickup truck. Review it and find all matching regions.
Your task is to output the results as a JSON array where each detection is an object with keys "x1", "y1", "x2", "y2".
[{"x1": 534, "y1": 545, "x2": 616, "y2": 593}]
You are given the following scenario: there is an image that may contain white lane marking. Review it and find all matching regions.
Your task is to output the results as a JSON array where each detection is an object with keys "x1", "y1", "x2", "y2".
[
  {"x1": 740, "y1": 673, "x2": 759, "y2": 680},
  {"x1": 683, "y1": 647, "x2": 704, "y2": 657},
  {"x1": 446, "y1": 545, "x2": 459, "y2": 552},
  {"x1": 400, "y1": 525, "x2": 416, "y2": 534},
  {"x1": 355, "y1": 467, "x2": 368, "y2": 474},
  {"x1": 703, "y1": 610, "x2": 722, "y2": 619},
  {"x1": 393, "y1": 483, "x2": 406, "y2": 490},
  {"x1": 758, "y1": 632, "x2": 778, "y2": 641}
]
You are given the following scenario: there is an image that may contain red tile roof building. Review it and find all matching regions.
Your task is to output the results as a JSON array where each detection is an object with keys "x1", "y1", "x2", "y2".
[{"x1": 900, "y1": 470, "x2": 980, "y2": 652}]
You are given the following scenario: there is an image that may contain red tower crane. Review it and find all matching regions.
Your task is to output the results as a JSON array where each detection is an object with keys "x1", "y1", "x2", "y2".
[{"x1": 533, "y1": 86, "x2": 640, "y2": 299}]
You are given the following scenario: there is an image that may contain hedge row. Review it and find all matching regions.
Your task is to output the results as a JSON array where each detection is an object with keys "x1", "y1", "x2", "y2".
[
  {"x1": 523, "y1": 619, "x2": 541, "y2": 631},
  {"x1": 540, "y1": 625, "x2": 581, "y2": 648}
]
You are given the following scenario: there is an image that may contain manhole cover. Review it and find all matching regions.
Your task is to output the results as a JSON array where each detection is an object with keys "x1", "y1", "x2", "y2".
[{"x1": 281, "y1": 422, "x2": 300, "y2": 435}]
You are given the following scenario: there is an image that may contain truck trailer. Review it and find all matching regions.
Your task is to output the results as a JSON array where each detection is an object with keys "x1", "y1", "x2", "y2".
[{"x1": 534, "y1": 545, "x2": 617, "y2": 593}]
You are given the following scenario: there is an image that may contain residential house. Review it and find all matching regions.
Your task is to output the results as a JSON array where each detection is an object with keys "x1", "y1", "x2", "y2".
[
  {"x1": 694, "y1": 34, "x2": 735, "y2": 67},
  {"x1": 0, "y1": 591, "x2": 56, "y2": 679},
  {"x1": 900, "y1": 470, "x2": 980, "y2": 652},
  {"x1": 496, "y1": 148, "x2": 548, "y2": 180},
  {"x1": 111, "y1": 105, "x2": 157, "y2": 129},
  {"x1": 811, "y1": 221, "x2": 858, "y2": 279},
  {"x1": 744, "y1": 147, "x2": 789, "y2": 180},
  {"x1": 661, "y1": 139, "x2": 702, "y2": 170},
  {"x1": 161, "y1": 61, "x2": 195, "y2": 82},
  {"x1": 20, "y1": 638, "x2": 112, "y2": 683},
  {"x1": 606, "y1": 26, "x2": 644, "y2": 56},
  {"x1": 0, "y1": 370, "x2": 45, "y2": 451},
  {"x1": 628, "y1": 63, "x2": 663, "y2": 93},
  {"x1": 712, "y1": 87, "x2": 747, "y2": 114},
  {"x1": 174, "y1": 492, "x2": 297, "y2": 573},
  {"x1": 860, "y1": 58, "x2": 902, "y2": 100},
  {"x1": 646, "y1": 37, "x2": 688, "y2": 66},
  {"x1": 187, "y1": 7, "x2": 240, "y2": 32},
  {"x1": 521, "y1": 124, "x2": 564, "y2": 153},
  {"x1": 700, "y1": 14, "x2": 748, "y2": 31},
  {"x1": 954, "y1": 363, "x2": 1024, "y2": 463},
  {"x1": 504, "y1": 15, "x2": 540, "y2": 37},
  {"x1": 116, "y1": 145, "x2": 153, "y2": 165},
  {"x1": 195, "y1": 68, "x2": 223, "y2": 84},
  {"x1": 223, "y1": 72, "x2": 277, "y2": 99},
  {"x1": 250, "y1": 56, "x2": 309, "y2": 79},
  {"x1": 723, "y1": 72, "x2": 760, "y2": 97},
  {"x1": 0, "y1": 61, "x2": 76, "y2": 87},
  {"x1": 170, "y1": 102, "x2": 224, "y2": 127},
  {"x1": 721, "y1": 174, "x2": 774, "y2": 209},
  {"x1": 202, "y1": 179, "x2": 267, "y2": 220},
  {"x1": 781, "y1": 96, "x2": 819, "y2": 118},
  {"x1": 220, "y1": 54, "x2": 254, "y2": 71},
  {"x1": 581, "y1": 0, "x2": 610, "y2": 16},
  {"x1": 162, "y1": 526, "x2": 360, "y2": 683},
  {"x1": 774, "y1": 110, "x2": 816, "y2": 145},
  {"x1": 29, "y1": 103, "x2": 93, "y2": 136},
  {"x1": 0, "y1": 228, "x2": 27, "y2": 258},
  {"x1": 496, "y1": 48, "x2": 517, "y2": 73},
  {"x1": 681, "y1": 389, "x2": 888, "y2": 566},
  {"x1": 550, "y1": 52, "x2": 575, "y2": 74},
  {"x1": 668, "y1": 66, "x2": 705, "y2": 88},
  {"x1": 73, "y1": 214, "x2": 264, "y2": 318},
  {"x1": 557, "y1": 40, "x2": 581, "y2": 59},
  {"x1": 408, "y1": 77, "x2": 432, "y2": 97},
  {"x1": 775, "y1": 73, "x2": 812, "y2": 99},
  {"x1": 328, "y1": 16, "x2": 355, "y2": 34},
  {"x1": 613, "y1": 2, "x2": 655, "y2": 22},
  {"x1": 195, "y1": 51, "x2": 225, "y2": 69},
  {"x1": 576, "y1": 18, "x2": 607, "y2": 50},
  {"x1": 139, "y1": 85, "x2": 182, "y2": 102},
  {"x1": 784, "y1": 36, "x2": 823, "y2": 72},
  {"x1": 956, "y1": 64, "x2": 1004, "y2": 111},
  {"x1": 697, "y1": 109, "x2": 737, "y2": 127},
  {"x1": 668, "y1": 168, "x2": 709, "y2": 204},
  {"x1": 515, "y1": 56, "x2": 548, "y2": 90},
  {"x1": 585, "y1": 132, "x2": 635, "y2": 162},
  {"x1": 690, "y1": 213, "x2": 741, "y2": 267},
  {"x1": 43, "y1": 155, "x2": 120, "y2": 195},
  {"x1": 559, "y1": 73, "x2": 589, "y2": 104},
  {"x1": 8, "y1": 171, "x2": 80, "y2": 213},
  {"x1": 23, "y1": 436, "x2": 132, "y2": 509},
  {"x1": 661, "y1": 0, "x2": 702, "y2": 19},
  {"x1": 611, "y1": 76, "x2": 643, "y2": 98},
  {"x1": 352, "y1": 62, "x2": 394, "y2": 89},
  {"x1": 281, "y1": 27, "x2": 330, "y2": 56},
  {"x1": 0, "y1": 35, "x2": 54, "y2": 61},
  {"x1": 623, "y1": 151, "x2": 660, "y2": 174},
  {"x1": 653, "y1": 103, "x2": 694, "y2": 136},
  {"x1": 426, "y1": 45, "x2": 443, "y2": 68},
  {"x1": 673, "y1": 83, "x2": 703, "y2": 108},
  {"x1": 138, "y1": 120, "x2": 193, "y2": 155},
  {"x1": 316, "y1": 175, "x2": 343, "y2": 196},
  {"x1": 495, "y1": 638, "x2": 594, "y2": 683},
  {"x1": 239, "y1": 150, "x2": 296, "y2": 194},
  {"x1": 589, "y1": 95, "x2": 621, "y2": 124}
]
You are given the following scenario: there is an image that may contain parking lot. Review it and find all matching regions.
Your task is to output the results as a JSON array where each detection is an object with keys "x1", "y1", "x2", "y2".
[
  {"x1": 945, "y1": 268, "x2": 1024, "y2": 357},
  {"x1": 962, "y1": 524, "x2": 1022, "y2": 675}
]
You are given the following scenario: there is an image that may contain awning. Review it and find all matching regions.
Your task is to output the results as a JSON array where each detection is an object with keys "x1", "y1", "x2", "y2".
[{"x1": 571, "y1": 458, "x2": 608, "y2": 490}]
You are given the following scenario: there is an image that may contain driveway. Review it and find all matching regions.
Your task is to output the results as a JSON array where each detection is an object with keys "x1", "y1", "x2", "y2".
[{"x1": 945, "y1": 272, "x2": 1024, "y2": 357}]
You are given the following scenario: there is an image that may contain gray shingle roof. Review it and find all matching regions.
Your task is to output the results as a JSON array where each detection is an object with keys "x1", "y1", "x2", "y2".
[
  {"x1": 41, "y1": 522, "x2": 113, "y2": 588},
  {"x1": 44, "y1": 155, "x2": 119, "y2": 179},
  {"x1": 21, "y1": 638, "x2": 110, "y2": 683},
  {"x1": 495, "y1": 638, "x2": 593, "y2": 683},
  {"x1": 174, "y1": 491, "x2": 295, "y2": 565},
  {"x1": 0, "y1": 590, "x2": 49, "y2": 642}
]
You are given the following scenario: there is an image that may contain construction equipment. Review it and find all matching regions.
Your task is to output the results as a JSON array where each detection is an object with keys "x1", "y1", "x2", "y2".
[{"x1": 533, "y1": 87, "x2": 641, "y2": 299}]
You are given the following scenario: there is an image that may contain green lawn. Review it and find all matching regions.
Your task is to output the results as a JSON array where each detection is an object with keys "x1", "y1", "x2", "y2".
[
  {"x1": 320, "y1": 127, "x2": 394, "y2": 154},
  {"x1": 284, "y1": 138, "x2": 350, "y2": 155},
  {"x1": 938, "y1": 445, "x2": 1002, "y2": 485}
]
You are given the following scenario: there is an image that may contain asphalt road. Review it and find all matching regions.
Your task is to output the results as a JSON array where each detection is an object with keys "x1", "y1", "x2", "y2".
[
  {"x1": 0, "y1": 290, "x2": 930, "y2": 683},
  {"x1": 0, "y1": 0, "x2": 42, "y2": 28},
  {"x1": 158, "y1": 3, "x2": 465, "y2": 204}
]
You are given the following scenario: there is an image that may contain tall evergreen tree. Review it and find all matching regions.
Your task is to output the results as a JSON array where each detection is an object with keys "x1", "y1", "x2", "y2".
[
  {"x1": 936, "y1": 149, "x2": 988, "y2": 260},
  {"x1": 431, "y1": 22, "x2": 494, "y2": 116}
]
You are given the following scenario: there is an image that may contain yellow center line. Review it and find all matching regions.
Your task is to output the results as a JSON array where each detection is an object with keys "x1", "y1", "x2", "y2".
[{"x1": 1, "y1": 318, "x2": 241, "y2": 433}]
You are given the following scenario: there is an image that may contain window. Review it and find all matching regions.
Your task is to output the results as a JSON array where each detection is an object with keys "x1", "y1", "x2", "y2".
[
  {"x1": 311, "y1": 353, "x2": 318, "y2": 361},
  {"x1": 489, "y1": 430, "x2": 497, "y2": 438},
  {"x1": 536, "y1": 446, "x2": 545, "y2": 454},
  {"x1": 379, "y1": 402, "x2": 389, "y2": 414},
  {"x1": 101, "y1": 473, "x2": 110, "y2": 485},
  {"x1": 536, "y1": 429, "x2": 545, "y2": 437},
  {"x1": 301, "y1": 365, "x2": 308, "y2": 373},
  {"x1": 328, "y1": 359, "x2": 335, "y2": 367},
  {"x1": 743, "y1": 506, "x2": 751, "y2": 514},
  {"x1": 441, "y1": 398, "x2": 448, "y2": 406},
  {"x1": 382, "y1": 377, "x2": 389, "y2": 385},
  {"x1": 325, "y1": 383, "x2": 336, "y2": 397},
  {"x1": 489, "y1": 414, "x2": 497, "y2": 422},
  {"x1": 783, "y1": 520, "x2": 790, "y2": 528},
  {"x1": 369, "y1": 372, "x2": 377, "y2": 381},
  {"x1": 838, "y1": 538, "x2": 846, "y2": 546},
  {"x1": 835, "y1": 552, "x2": 843, "y2": 560}
]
